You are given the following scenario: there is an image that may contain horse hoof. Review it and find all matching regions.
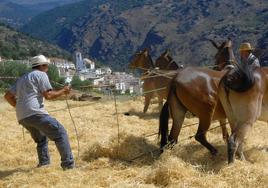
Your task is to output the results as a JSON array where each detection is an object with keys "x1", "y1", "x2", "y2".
[{"x1": 228, "y1": 159, "x2": 234, "y2": 164}]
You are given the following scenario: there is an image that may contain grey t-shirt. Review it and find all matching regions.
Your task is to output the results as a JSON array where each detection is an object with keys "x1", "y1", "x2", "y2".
[
  {"x1": 9, "y1": 70, "x2": 52, "y2": 121},
  {"x1": 248, "y1": 53, "x2": 260, "y2": 68}
]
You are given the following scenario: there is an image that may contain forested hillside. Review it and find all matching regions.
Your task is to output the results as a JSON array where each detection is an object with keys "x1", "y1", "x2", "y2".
[
  {"x1": 19, "y1": 0, "x2": 268, "y2": 70},
  {"x1": 0, "y1": 0, "x2": 81, "y2": 27},
  {"x1": 0, "y1": 23, "x2": 71, "y2": 60}
]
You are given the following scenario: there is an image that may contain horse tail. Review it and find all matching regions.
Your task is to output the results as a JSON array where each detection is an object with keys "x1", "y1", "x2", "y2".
[
  {"x1": 222, "y1": 62, "x2": 255, "y2": 92},
  {"x1": 159, "y1": 101, "x2": 169, "y2": 148}
]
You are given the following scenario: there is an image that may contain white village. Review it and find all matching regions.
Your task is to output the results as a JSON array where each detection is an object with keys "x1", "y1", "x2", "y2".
[{"x1": 51, "y1": 52, "x2": 141, "y2": 95}]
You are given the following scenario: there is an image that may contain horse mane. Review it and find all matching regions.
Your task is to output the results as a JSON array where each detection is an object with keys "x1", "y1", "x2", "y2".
[{"x1": 222, "y1": 62, "x2": 255, "y2": 92}]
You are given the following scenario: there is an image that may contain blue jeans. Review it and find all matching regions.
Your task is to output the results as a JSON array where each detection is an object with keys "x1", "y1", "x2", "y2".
[{"x1": 19, "y1": 114, "x2": 74, "y2": 169}]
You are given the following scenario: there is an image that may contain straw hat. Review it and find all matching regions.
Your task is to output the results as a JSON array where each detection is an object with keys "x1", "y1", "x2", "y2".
[
  {"x1": 31, "y1": 55, "x2": 50, "y2": 68},
  {"x1": 239, "y1": 42, "x2": 254, "y2": 52}
]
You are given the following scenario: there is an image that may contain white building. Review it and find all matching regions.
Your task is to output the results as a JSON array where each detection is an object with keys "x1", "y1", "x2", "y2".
[
  {"x1": 75, "y1": 52, "x2": 86, "y2": 72},
  {"x1": 83, "y1": 58, "x2": 95, "y2": 70},
  {"x1": 93, "y1": 77, "x2": 105, "y2": 86},
  {"x1": 50, "y1": 58, "x2": 75, "y2": 83},
  {"x1": 98, "y1": 72, "x2": 140, "y2": 94},
  {"x1": 95, "y1": 67, "x2": 112, "y2": 76}
]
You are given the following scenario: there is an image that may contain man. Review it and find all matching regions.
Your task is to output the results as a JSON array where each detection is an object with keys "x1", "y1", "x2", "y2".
[
  {"x1": 4, "y1": 55, "x2": 74, "y2": 170},
  {"x1": 239, "y1": 42, "x2": 260, "y2": 68}
]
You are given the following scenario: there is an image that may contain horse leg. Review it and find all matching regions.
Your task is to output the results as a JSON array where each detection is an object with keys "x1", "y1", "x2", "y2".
[
  {"x1": 143, "y1": 94, "x2": 152, "y2": 113},
  {"x1": 158, "y1": 96, "x2": 163, "y2": 113},
  {"x1": 228, "y1": 122, "x2": 251, "y2": 163},
  {"x1": 236, "y1": 143, "x2": 246, "y2": 161},
  {"x1": 195, "y1": 118, "x2": 218, "y2": 156},
  {"x1": 168, "y1": 93, "x2": 186, "y2": 145},
  {"x1": 227, "y1": 133, "x2": 238, "y2": 163},
  {"x1": 219, "y1": 119, "x2": 229, "y2": 142}
]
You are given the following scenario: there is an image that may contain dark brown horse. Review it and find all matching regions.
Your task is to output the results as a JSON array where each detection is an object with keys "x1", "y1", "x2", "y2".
[
  {"x1": 129, "y1": 48, "x2": 155, "y2": 71},
  {"x1": 209, "y1": 38, "x2": 236, "y2": 70},
  {"x1": 218, "y1": 64, "x2": 268, "y2": 163},
  {"x1": 159, "y1": 38, "x2": 236, "y2": 156},
  {"x1": 155, "y1": 50, "x2": 183, "y2": 70},
  {"x1": 129, "y1": 49, "x2": 179, "y2": 113}
]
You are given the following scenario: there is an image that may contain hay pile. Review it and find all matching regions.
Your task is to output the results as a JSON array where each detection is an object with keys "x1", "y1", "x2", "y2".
[{"x1": 0, "y1": 95, "x2": 267, "y2": 187}]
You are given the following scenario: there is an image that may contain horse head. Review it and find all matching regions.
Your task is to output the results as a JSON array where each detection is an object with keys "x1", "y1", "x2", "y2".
[
  {"x1": 209, "y1": 38, "x2": 236, "y2": 71},
  {"x1": 155, "y1": 49, "x2": 181, "y2": 70},
  {"x1": 128, "y1": 48, "x2": 154, "y2": 71}
]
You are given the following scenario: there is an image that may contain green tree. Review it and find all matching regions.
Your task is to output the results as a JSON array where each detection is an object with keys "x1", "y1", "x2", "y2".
[
  {"x1": 0, "y1": 61, "x2": 30, "y2": 89},
  {"x1": 70, "y1": 75, "x2": 91, "y2": 90},
  {"x1": 47, "y1": 64, "x2": 65, "y2": 88}
]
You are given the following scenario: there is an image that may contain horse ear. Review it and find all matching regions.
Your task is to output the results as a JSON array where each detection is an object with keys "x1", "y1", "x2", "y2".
[
  {"x1": 209, "y1": 39, "x2": 219, "y2": 49},
  {"x1": 226, "y1": 38, "x2": 232, "y2": 46}
]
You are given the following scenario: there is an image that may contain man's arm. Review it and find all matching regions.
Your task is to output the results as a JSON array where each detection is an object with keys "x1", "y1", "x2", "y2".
[
  {"x1": 42, "y1": 85, "x2": 71, "y2": 100},
  {"x1": 4, "y1": 91, "x2": 16, "y2": 107}
]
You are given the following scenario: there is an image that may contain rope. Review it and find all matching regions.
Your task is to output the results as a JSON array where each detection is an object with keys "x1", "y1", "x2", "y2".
[
  {"x1": 144, "y1": 122, "x2": 200, "y2": 138},
  {"x1": 142, "y1": 87, "x2": 167, "y2": 95},
  {"x1": 140, "y1": 71, "x2": 175, "y2": 80},
  {"x1": 113, "y1": 90, "x2": 120, "y2": 151},
  {"x1": 0, "y1": 76, "x2": 18, "y2": 79},
  {"x1": 179, "y1": 125, "x2": 222, "y2": 142},
  {"x1": 48, "y1": 102, "x2": 98, "y2": 113},
  {"x1": 126, "y1": 140, "x2": 176, "y2": 163},
  {"x1": 79, "y1": 84, "x2": 115, "y2": 89},
  {"x1": 128, "y1": 124, "x2": 225, "y2": 162},
  {"x1": 65, "y1": 96, "x2": 80, "y2": 159},
  {"x1": 133, "y1": 67, "x2": 176, "y2": 80}
]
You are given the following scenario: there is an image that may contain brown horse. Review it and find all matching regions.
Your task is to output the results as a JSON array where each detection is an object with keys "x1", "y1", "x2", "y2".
[
  {"x1": 129, "y1": 49, "x2": 179, "y2": 113},
  {"x1": 159, "y1": 38, "x2": 236, "y2": 156},
  {"x1": 129, "y1": 48, "x2": 155, "y2": 71},
  {"x1": 209, "y1": 38, "x2": 236, "y2": 70},
  {"x1": 155, "y1": 49, "x2": 183, "y2": 70},
  {"x1": 218, "y1": 64, "x2": 268, "y2": 163}
]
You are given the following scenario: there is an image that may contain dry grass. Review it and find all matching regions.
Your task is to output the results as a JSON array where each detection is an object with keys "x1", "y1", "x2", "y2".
[{"x1": 0, "y1": 95, "x2": 267, "y2": 188}]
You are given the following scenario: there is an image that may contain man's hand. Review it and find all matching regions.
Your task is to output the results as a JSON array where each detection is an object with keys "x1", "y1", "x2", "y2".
[
  {"x1": 43, "y1": 85, "x2": 72, "y2": 100},
  {"x1": 4, "y1": 91, "x2": 16, "y2": 107},
  {"x1": 63, "y1": 85, "x2": 71, "y2": 95}
]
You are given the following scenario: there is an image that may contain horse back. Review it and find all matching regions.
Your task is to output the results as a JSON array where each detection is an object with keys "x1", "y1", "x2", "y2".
[{"x1": 172, "y1": 67, "x2": 225, "y2": 118}]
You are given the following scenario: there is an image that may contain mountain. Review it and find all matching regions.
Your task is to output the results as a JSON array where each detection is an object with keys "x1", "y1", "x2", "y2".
[
  {"x1": 0, "y1": 1, "x2": 37, "y2": 27},
  {"x1": 0, "y1": 0, "x2": 81, "y2": 27},
  {"x1": 0, "y1": 23, "x2": 71, "y2": 60},
  {"x1": 21, "y1": 0, "x2": 268, "y2": 70},
  {"x1": 8, "y1": 0, "x2": 79, "y2": 5}
]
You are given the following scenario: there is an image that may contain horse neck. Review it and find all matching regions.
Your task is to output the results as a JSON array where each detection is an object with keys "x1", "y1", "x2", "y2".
[
  {"x1": 155, "y1": 57, "x2": 178, "y2": 70},
  {"x1": 215, "y1": 47, "x2": 235, "y2": 71},
  {"x1": 258, "y1": 68, "x2": 268, "y2": 121},
  {"x1": 167, "y1": 62, "x2": 179, "y2": 70},
  {"x1": 146, "y1": 55, "x2": 155, "y2": 69}
]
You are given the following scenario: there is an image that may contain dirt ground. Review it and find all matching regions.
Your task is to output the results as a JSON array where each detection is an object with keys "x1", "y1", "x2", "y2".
[{"x1": 0, "y1": 95, "x2": 267, "y2": 188}]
